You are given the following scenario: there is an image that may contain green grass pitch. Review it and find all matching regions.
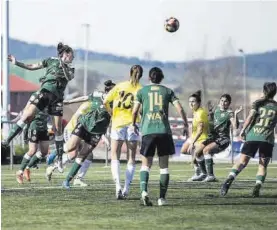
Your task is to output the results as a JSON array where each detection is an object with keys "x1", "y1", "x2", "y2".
[{"x1": 1, "y1": 162, "x2": 277, "y2": 230}]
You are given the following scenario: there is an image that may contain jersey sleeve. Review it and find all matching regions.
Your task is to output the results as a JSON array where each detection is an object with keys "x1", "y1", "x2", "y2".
[
  {"x1": 134, "y1": 89, "x2": 142, "y2": 104},
  {"x1": 104, "y1": 85, "x2": 117, "y2": 104},
  {"x1": 41, "y1": 57, "x2": 51, "y2": 68},
  {"x1": 169, "y1": 89, "x2": 179, "y2": 104}
]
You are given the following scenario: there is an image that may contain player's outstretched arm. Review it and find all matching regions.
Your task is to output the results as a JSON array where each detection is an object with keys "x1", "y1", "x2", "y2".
[
  {"x1": 173, "y1": 101, "x2": 189, "y2": 137},
  {"x1": 8, "y1": 54, "x2": 44, "y2": 71},
  {"x1": 63, "y1": 96, "x2": 89, "y2": 105}
]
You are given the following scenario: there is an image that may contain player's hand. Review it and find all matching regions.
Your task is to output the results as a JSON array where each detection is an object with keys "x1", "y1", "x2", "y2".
[
  {"x1": 132, "y1": 124, "x2": 139, "y2": 135},
  {"x1": 183, "y1": 125, "x2": 189, "y2": 137},
  {"x1": 239, "y1": 130, "x2": 246, "y2": 141},
  {"x1": 235, "y1": 106, "x2": 243, "y2": 115},
  {"x1": 188, "y1": 143, "x2": 195, "y2": 153},
  {"x1": 8, "y1": 54, "x2": 16, "y2": 64}
]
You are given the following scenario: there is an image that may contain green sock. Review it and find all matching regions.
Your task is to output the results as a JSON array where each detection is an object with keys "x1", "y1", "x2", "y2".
[
  {"x1": 205, "y1": 158, "x2": 214, "y2": 176},
  {"x1": 160, "y1": 174, "x2": 169, "y2": 199},
  {"x1": 256, "y1": 175, "x2": 266, "y2": 184},
  {"x1": 197, "y1": 159, "x2": 207, "y2": 175},
  {"x1": 140, "y1": 170, "x2": 149, "y2": 193},
  {"x1": 229, "y1": 163, "x2": 246, "y2": 178},
  {"x1": 66, "y1": 162, "x2": 82, "y2": 182},
  {"x1": 27, "y1": 155, "x2": 41, "y2": 169},
  {"x1": 55, "y1": 140, "x2": 64, "y2": 160},
  {"x1": 6, "y1": 124, "x2": 24, "y2": 144},
  {"x1": 20, "y1": 154, "x2": 31, "y2": 171}
]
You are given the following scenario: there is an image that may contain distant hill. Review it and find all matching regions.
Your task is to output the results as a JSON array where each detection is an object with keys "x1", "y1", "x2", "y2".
[{"x1": 2, "y1": 38, "x2": 276, "y2": 92}]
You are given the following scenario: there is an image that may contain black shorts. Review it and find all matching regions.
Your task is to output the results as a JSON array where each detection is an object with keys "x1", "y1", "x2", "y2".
[
  {"x1": 202, "y1": 136, "x2": 230, "y2": 154},
  {"x1": 140, "y1": 134, "x2": 175, "y2": 157},
  {"x1": 29, "y1": 89, "x2": 63, "y2": 116},
  {"x1": 241, "y1": 141, "x2": 273, "y2": 158},
  {"x1": 72, "y1": 123, "x2": 102, "y2": 147},
  {"x1": 28, "y1": 129, "x2": 49, "y2": 143}
]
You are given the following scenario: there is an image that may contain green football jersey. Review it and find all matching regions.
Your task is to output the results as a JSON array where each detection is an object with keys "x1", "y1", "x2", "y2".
[
  {"x1": 135, "y1": 84, "x2": 178, "y2": 136},
  {"x1": 41, "y1": 57, "x2": 74, "y2": 99},
  {"x1": 246, "y1": 99, "x2": 277, "y2": 145},
  {"x1": 79, "y1": 91, "x2": 111, "y2": 135},
  {"x1": 213, "y1": 107, "x2": 233, "y2": 138},
  {"x1": 29, "y1": 111, "x2": 49, "y2": 132}
]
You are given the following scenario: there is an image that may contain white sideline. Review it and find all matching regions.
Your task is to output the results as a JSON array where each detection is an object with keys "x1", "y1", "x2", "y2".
[{"x1": 2, "y1": 178, "x2": 277, "y2": 192}]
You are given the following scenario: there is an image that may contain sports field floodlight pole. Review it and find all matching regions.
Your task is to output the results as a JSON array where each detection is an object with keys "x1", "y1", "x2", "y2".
[
  {"x1": 238, "y1": 49, "x2": 247, "y2": 121},
  {"x1": 82, "y1": 23, "x2": 90, "y2": 96},
  {"x1": 2, "y1": 0, "x2": 13, "y2": 170}
]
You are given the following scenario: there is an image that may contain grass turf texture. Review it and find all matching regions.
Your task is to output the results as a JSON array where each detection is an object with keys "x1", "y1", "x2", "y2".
[{"x1": 2, "y1": 162, "x2": 277, "y2": 230}]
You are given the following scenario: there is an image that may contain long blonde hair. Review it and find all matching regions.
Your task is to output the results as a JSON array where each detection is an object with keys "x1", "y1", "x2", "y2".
[{"x1": 130, "y1": 65, "x2": 143, "y2": 86}]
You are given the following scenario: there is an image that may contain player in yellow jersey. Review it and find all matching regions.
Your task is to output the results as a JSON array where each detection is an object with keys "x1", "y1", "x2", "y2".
[
  {"x1": 46, "y1": 80, "x2": 115, "y2": 184},
  {"x1": 104, "y1": 65, "x2": 143, "y2": 199},
  {"x1": 181, "y1": 91, "x2": 209, "y2": 181}
]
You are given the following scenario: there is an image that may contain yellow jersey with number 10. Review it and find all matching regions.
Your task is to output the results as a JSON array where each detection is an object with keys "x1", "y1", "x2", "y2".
[
  {"x1": 192, "y1": 107, "x2": 209, "y2": 143},
  {"x1": 104, "y1": 81, "x2": 142, "y2": 129}
]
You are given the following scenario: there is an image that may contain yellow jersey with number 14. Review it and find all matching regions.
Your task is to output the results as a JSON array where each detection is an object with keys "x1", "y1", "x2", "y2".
[
  {"x1": 192, "y1": 107, "x2": 209, "y2": 143},
  {"x1": 104, "y1": 81, "x2": 142, "y2": 129}
]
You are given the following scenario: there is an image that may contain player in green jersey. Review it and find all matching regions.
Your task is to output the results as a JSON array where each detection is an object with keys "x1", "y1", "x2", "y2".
[
  {"x1": 2, "y1": 43, "x2": 74, "y2": 172},
  {"x1": 46, "y1": 80, "x2": 115, "y2": 184},
  {"x1": 14, "y1": 94, "x2": 50, "y2": 184},
  {"x1": 201, "y1": 94, "x2": 242, "y2": 182},
  {"x1": 132, "y1": 67, "x2": 189, "y2": 206},
  {"x1": 221, "y1": 82, "x2": 277, "y2": 197}
]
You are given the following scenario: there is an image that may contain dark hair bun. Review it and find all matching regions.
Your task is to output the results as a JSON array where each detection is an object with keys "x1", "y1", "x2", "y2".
[
  {"x1": 104, "y1": 80, "x2": 112, "y2": 86},
  {"x1": 195, "y1": 90, "x2": 201, "y2": 98}
]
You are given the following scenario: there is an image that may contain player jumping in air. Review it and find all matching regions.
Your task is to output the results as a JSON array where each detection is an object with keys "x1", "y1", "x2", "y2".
[
  {"x1": 103, "y1": 65, "x2": 143, "y2": 199},
  {"x1": 60, "y1": 83, "x2": 115, "y2": 189},
  {"x1": 46, "y1": 81, "x2": 115, "y2": 185},
  {"x1": 2, "y1": 43, "x2": 75, "y2": 173},
  {"x1": 132, "y1": 67, "x2": 189, "y2": 206},
  {"x1": 221, "y1": 82, "x2": 277, "y2": 197}
]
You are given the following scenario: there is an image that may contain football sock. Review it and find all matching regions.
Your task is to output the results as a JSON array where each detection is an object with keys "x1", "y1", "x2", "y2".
[
  {"x1": 6, "y1": 120, "x2": 27, "y2": 144},
  {"x1": 66, "y1": 159, "x2": 82, "y2": 182},
  {"x1": 196, "y1": 156, "x2": 207, "y2": 175},
  {"x1": 228, "y1": 163, "x2": 246, "y2": 179},
  {"x1": 204, "y1": 154, "x2": 214, "y2": 176},
  {"x1": 159, "y1": 168, "x2": 169, "y2": 199},
  {"x1": 27, "y1": 151, "x2": 42, "y2": 169},
  {"x1": 140, "y1": 166, "x2": 150, "y2": 193},
  {"x1": 77, "y1": 159, "x2": 92, "y2": 180},
  {"x1": 124, "y1": 163, "x2": 136, "y2": 194},
  {"x1": 20, "y1": 153, "x2": 31, "y2": 171},
  {"x1": 55, "y1": 135, "x2": 64, "y2": 160},
  {"x1": 256, "y1": 174, "x2": 266, "y2": 185},
  {"x1": 111, "y1": 160, "x2": 121, "y2": 191}
]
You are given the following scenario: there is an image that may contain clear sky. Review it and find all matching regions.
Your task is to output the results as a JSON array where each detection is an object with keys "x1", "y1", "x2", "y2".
[{"x1": 4, "y1": 0, "x2": 277, "y2": 61}]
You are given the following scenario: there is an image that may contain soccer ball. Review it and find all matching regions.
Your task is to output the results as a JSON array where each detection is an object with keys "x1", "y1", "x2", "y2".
[{"x1": 164, "y1": 17, "x2": 180, "y2": 33}]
